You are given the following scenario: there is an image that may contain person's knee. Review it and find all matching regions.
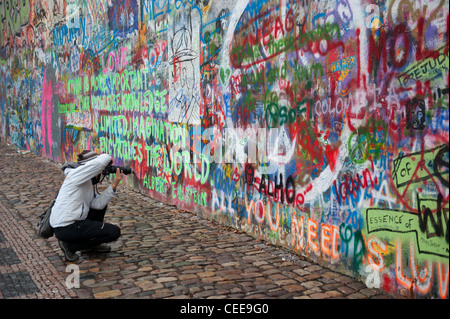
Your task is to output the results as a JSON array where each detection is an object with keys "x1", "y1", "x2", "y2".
[{"x1": 110, "y1": 224, "x2": 121, "y2": 241}]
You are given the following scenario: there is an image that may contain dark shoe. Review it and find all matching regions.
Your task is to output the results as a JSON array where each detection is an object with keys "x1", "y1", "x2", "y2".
[
  {"x1": 58, "y1": 240, "x2": 79, "y2": 262},
  {"x1": 81, "y1": 244, "x2": 111, "y2": 254}
]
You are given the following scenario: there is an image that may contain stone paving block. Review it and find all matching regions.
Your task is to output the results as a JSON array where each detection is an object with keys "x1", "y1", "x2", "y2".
[
  {"x1": 310, "y1": 292, "x2": 331, "y2": 299},
  {"x1": 94, "y1": 289, "x2": 122, "y2": 299},
  {"x1": 284, "y1": 284, "x2": 306, "y2": 293},
  {"x1": 335, "y1": 275, "x2": 356, "y2": 284},
  {"x1": 347, "y1": 292, "x2": 368, "y2": 299},
  {"x1": 321, "y1": 283, "x2": 343, "y2": 291},
  {"x1": 156, "y1": 276, "x2": 178, "y2": 283},
  {"x1": 303, "y1": 287, "x2": 322, "y2": 295},
  {"x1": 325, "y1": 290, "x2": 345, "y2": 298},
  {"x1": 338, "y1": 285, "x2": 357, "y2": 295},
  {"x1": 266, "y1": 288, "x2": 289, "y2": 297},
  {"x1": 360, "y1": 288, "x2": 380, "y2": 297},
  {"x1": 0, "y1": 247, "x2": 21, "y2": 265},
  {"x1": 136, "y1": 281, "x2": 164, "y2": 291},
  {"x1": 0, "y1": 230, "x2": 6, "y2": 243},
  {"x1": 0, "y1": 271, "x2": 39, "y2": 298},
  {"x1": 348, "y1": 281, "x2": 367, "y2": 290},
  {"x1": 292, "y1": 268, "x2": 311, "y2": 277},
  {"x1": 301, "y1": 280, "x2": 323, "y2": 290},
  {"x1": 304, "y1": 273, "x2": 323, "y2": 280},
  {"x1": 193, "y1": 290, "x2": 218, "y2": 298},
  {"x1": 152, "y1": 289, "x2": 174, "y2": 298}
]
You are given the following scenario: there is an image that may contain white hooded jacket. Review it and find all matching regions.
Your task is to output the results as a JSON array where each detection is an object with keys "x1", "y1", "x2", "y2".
[{"x1": 50, "y1": 154, "x2": 116, "y2": 228}]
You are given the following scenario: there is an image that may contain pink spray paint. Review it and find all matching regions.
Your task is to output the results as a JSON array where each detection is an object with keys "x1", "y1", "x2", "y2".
[{"x1": 41, "y1": 69, "x2": 53, "y2": 158}]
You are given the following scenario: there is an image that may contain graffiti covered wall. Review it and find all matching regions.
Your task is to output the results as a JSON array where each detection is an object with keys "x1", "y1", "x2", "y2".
[{"x1": 0, "y1": 0, "x2": 448, "y2": 298}]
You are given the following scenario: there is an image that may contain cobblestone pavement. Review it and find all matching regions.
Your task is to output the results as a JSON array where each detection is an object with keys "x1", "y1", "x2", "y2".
[{"x1": 0, "y1": 142, "x2": 399, "y2": 301}]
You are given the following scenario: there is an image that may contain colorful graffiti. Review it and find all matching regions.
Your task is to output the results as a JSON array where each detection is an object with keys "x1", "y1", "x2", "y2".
[{"x1": 0, "y1": 0, "x2": 448, "y2": 299}]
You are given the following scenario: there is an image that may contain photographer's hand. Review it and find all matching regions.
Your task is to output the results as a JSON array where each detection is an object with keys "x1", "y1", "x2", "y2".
[{"x1": 112, "y1": 168, "x2": 124, "y2": 192}]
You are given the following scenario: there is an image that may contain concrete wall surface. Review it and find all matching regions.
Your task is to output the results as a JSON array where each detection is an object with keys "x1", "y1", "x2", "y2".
[{"x1": 0, "y1": 0, "x2": 448, "y2": 299}]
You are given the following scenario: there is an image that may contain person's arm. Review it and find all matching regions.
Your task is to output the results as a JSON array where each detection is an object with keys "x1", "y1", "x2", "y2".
[
  {"x1": 90, "y1": 185, "x2": 115, "y2": 210},
  {"x1": 90, "y1": 168, "x2": 124, "y2": 210},
  {"x1": 68, "y1": 154, "x2": 112, "y2": 186}
]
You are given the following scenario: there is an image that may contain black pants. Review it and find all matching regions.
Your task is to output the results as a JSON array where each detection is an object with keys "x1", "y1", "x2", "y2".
[{"x1": 53, "y1": 206, "x2": 120, "y2": 253}]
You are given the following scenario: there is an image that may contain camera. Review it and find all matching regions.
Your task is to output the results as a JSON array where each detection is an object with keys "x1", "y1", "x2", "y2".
[
  {"x1": 91, "y1": 164, "x2": 134, "y2": 185},
  {"x1": 102, "y1": 165, "x2": 134, "y2": 176}
]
